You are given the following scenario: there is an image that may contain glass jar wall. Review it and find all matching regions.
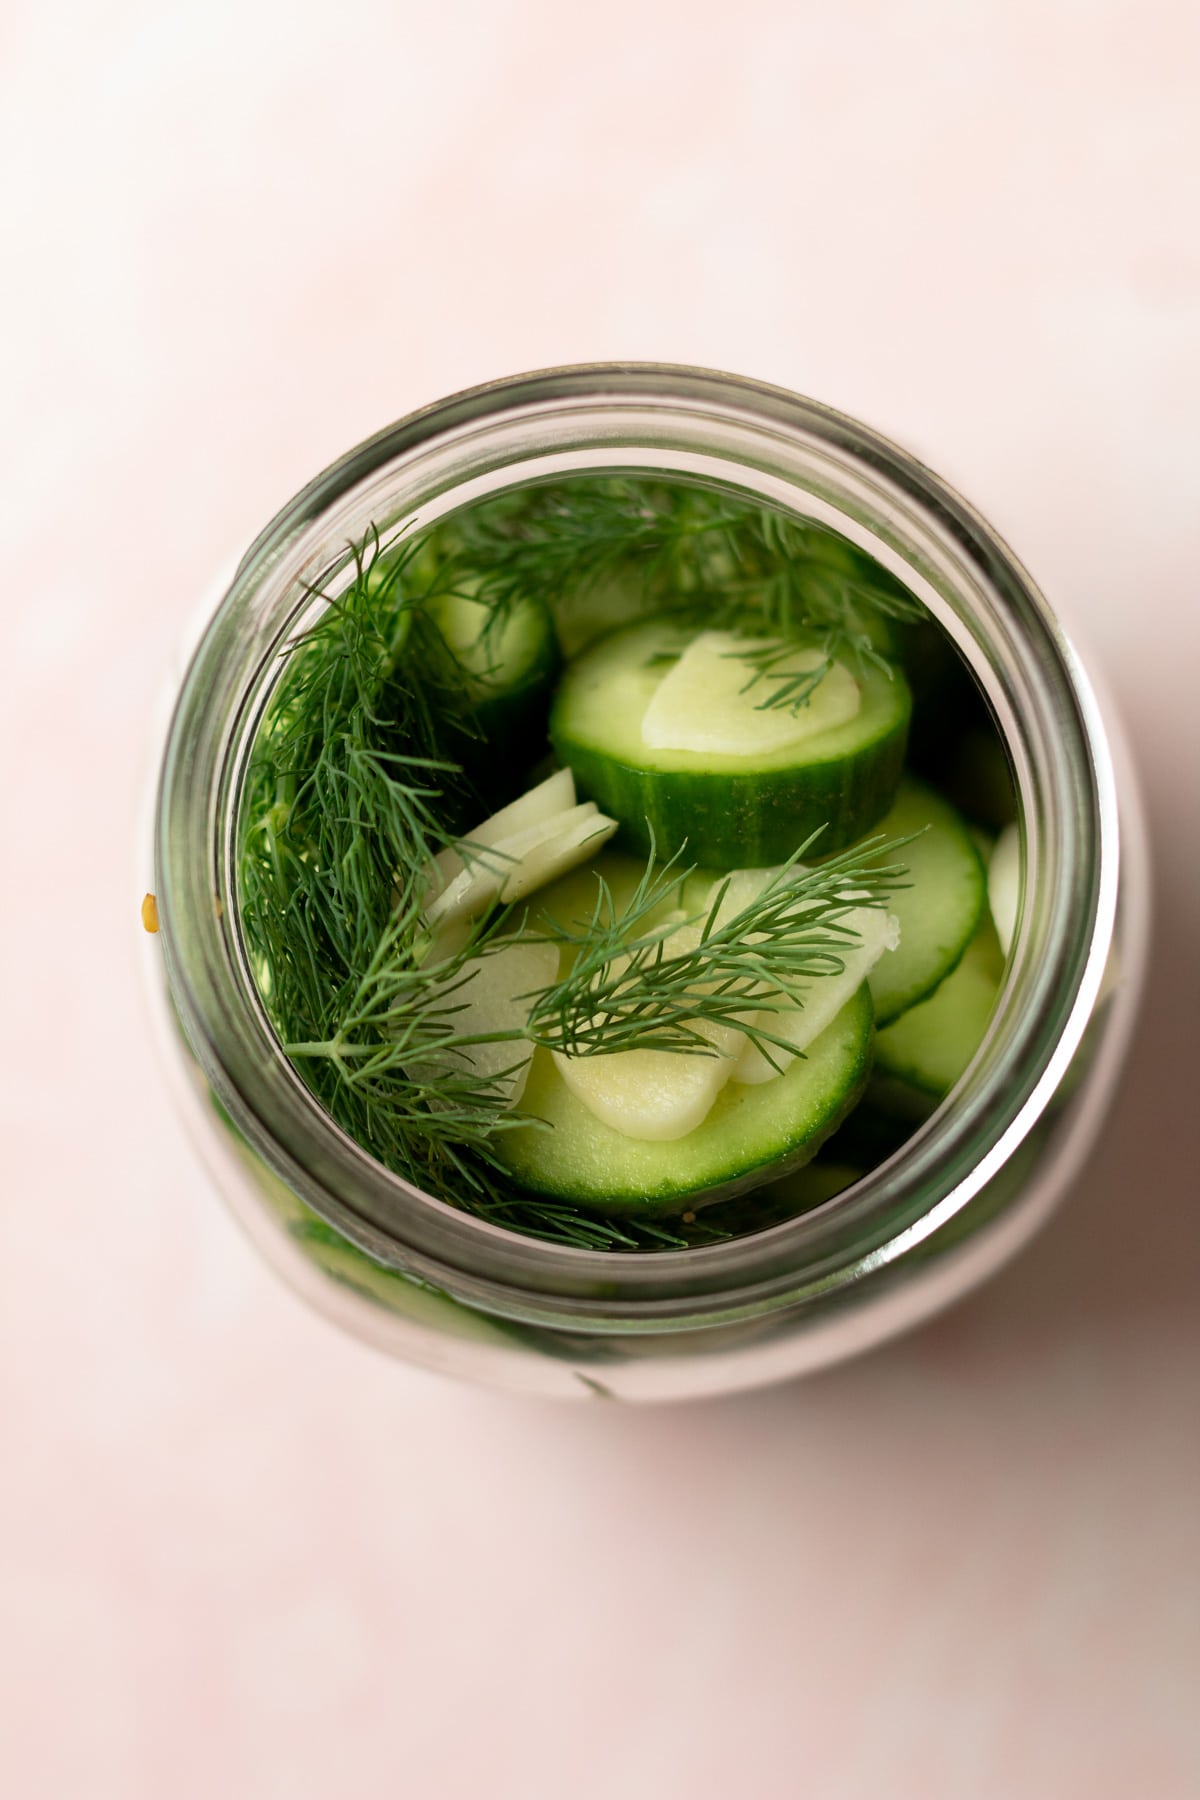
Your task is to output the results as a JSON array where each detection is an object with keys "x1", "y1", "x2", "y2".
[{"x1": 149, "y1": 366, "x2": 1148, "y2": 1400}]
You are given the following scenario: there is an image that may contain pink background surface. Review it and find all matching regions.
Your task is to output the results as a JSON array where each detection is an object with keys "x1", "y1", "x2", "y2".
[{"x1": 2, "y1": 3, "x2": 1198, "y2": 1795}]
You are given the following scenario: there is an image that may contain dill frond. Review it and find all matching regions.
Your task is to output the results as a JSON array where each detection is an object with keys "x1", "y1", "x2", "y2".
[{"x1": 237, "y1": 479, "x2": 918, "y2": 1249}]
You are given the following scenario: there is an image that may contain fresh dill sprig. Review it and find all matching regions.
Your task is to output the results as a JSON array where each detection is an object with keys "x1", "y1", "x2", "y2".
[
  {"x1": 427, "y1": 478, "x2": 747, "y2": 616},
  {"x1": 237, "y1": 524, "x2": 742, "y2": 1250},
  {"x1": 238, "y1": 530, "x2": 502, "y2": 1167},
  {"x1": 525, "y1": 836, "x2": 907, "y2": 1065},
  {"x1": 238, "y1": 487, "x2": 914, "y2": 1251},
  {"x1": 421, "y1": 475, "x2": 927, "y2": 713},
  {"x1": 722, "y1": 637, "x2": 839, "y2": 717},
  {"x1": 279, "y1": 836, "x2": 908, "y2": 1082}
]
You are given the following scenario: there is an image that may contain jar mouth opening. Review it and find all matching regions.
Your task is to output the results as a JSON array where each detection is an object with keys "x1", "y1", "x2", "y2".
[{"x1": 157, "y1": 363, "x2": 1117, "y2": 1314}]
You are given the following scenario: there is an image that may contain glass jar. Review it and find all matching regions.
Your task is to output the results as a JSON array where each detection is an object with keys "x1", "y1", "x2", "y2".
[{"x1": 149, "y1": 364, "x2": 1148, "y2": 1401}]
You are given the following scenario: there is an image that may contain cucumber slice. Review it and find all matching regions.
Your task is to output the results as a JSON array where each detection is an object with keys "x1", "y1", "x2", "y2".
[
  {"x1": 550, "y1": 615, "x2": 911, "y2": 867},
  {"x1": 875, "y1": 917, "x2": 1005, "y2": 1098},
  {"x1": 641, "y1": 631, "x2": 862, "y2": 755},
  {"x1": 861, "y1": 777, "x2": 986, "y2": 1025},
  {"x1": 427, "y1": 585, "x2": 559, "y2": 720},
  {"x1": 988, "y1": 822, "x2": 1021, "y2": 955},
  {"x1": 424, "y1": 583, "x2": 561, "y2": 804},
  {"x1": 551, "y1": 569, "x2": 659, "y2": 660},
  {"x1": 496, "y1": 986, "x2": 874, "y2": 1215}
]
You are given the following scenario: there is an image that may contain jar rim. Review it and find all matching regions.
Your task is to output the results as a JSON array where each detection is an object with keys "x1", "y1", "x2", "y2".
[{"x1": 156, "y1": 362, "x2": 1118, "y2": 1324}]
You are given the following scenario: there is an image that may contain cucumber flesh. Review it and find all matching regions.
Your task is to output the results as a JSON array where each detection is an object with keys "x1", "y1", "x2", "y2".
[
  {"x1": 860, "y1": 777, "x2": 986, "y2": 1024},
  {"x1": 428, "y1": 587, "x2": 559, "y2": 704},
  {"x1": 551, "y1": 615, "x2": 911, "y2": 866},
  {"x1": 551, "y1": 569, "x2": 657, "y2": 659},
  {"x1": 875, "y1": 917, "x2": 1005, "y2": 1098},
  {"x1": 497, "y1": 986, "x2": 874, "y2": 1215},
  {"x1": 641, "y1": 631, "x2": 862, "y2": 755},
  {"x1": 530, "y1": 856, "x2": 891, "y2": 1135},
  {"x1": 988, "y1": 822, "x2": 1021, "y2": 956}
]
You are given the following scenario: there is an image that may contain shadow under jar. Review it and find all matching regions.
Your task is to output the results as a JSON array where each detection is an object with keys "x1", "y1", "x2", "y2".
[{"x1": 150, "y1": 365, "x2": 1148, "y2": 1401}]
